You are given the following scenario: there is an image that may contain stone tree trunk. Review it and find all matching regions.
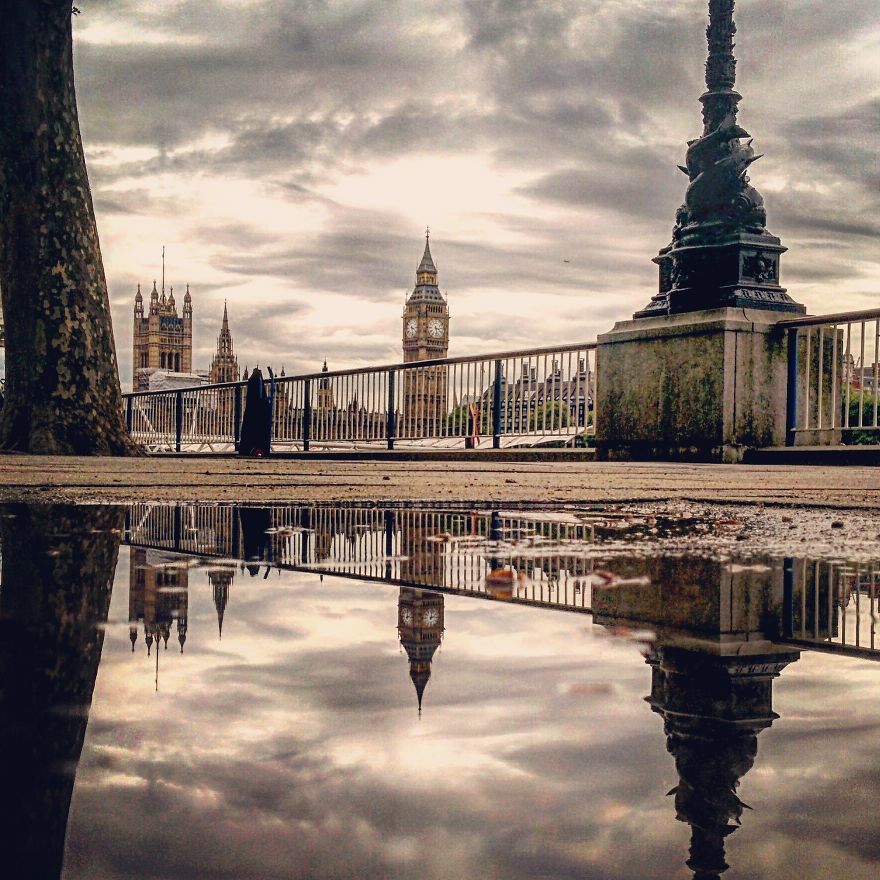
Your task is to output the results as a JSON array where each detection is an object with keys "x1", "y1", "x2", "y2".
[{"x1": 0, "y1": 2, "x2": 137, "y2": 454}]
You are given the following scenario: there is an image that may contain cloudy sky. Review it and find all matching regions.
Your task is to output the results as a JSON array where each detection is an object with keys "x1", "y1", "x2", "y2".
[{"x1": 73, "y1": 1, "x2": 880, "y2": 387}]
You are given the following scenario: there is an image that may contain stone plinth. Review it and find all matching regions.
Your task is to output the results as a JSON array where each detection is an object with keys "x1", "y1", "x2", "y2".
[{"x1": 596, "y1": 307, "x2": 795, "y2": 462}]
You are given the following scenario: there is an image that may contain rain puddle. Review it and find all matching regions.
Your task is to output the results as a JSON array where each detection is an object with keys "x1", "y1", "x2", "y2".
[{"x1": 1, "y1": 501, "x2": 878, "y2": 880}]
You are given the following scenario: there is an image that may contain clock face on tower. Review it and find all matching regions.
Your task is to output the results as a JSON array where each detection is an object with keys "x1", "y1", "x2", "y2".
[
  {"x1": 401, "y1": 607, "x2": 413, "y2": 624},
  {"x1": 422, "y1": 608, "x2": 439, "y2": 626},
  {"x1": 405, "y1": 318, "x2": 418, "y2": 339},
  {"x1": 428, "y1": 318, "x2": 444, "y2": 339}
]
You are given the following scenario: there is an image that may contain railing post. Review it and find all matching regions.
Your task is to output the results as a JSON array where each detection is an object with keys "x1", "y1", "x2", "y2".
[
  {"x1": 302, "y1": 379, "x2": 312, "y2": 452},
  {"x1": 173, "y1": 504, "x2": 183, "y2": 550},
  {"x1": 492, "y1": 359, "x2": 503, "y2": 449},
  {"x1": 125, "y1": 396, "x2": 133, "y2": 433},
  {"x1": 387, "y1": 370, "x2": 396, "y2": 450},
  {"x1": 175, "y1": 391, "x2": 183, "y2": 452},
  {"x1": 233, "y1": 384, "x2": 242, "y2": 451},
  {"x1": 782, "y1": 557, "x2": 794, "y2": 639},
  {"x1": 300, "y1": 507, "x2": 311, "y2": 564},
  {"x1": 384, "y1": 509, "x2": 394, "y2": 580},
  {"x1": 785, "y1": 327, "x2": 798, "y2": 447},
  {"x1": 231, "y1": 506, "x2": 241, "y2": 559}
]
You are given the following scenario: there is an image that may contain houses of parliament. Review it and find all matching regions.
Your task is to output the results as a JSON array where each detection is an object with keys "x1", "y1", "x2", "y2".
[{"x1": 132, "y1": 233, "x2": 451, "y2": 434}]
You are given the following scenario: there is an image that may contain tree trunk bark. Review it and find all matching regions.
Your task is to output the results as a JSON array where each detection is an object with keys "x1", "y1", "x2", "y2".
[{"x1": 0, "y1": 2, "x2": 138, "y2": 454}]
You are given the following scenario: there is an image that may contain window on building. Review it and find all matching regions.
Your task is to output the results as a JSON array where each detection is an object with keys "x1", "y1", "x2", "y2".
[{"x1": 160, "y1": 353, "x2": 166, "y2": 368}]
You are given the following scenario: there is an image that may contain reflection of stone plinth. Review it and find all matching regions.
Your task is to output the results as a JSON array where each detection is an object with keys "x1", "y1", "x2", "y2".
[
  {"x1": 596, "y1": 308, "x2": 795, "y2": 462},
  {"x1": 648, "y1": 646, "x2": 799, "y2": 880},
  {"x1": 592, "y1": 556, "x2": 786, "y2": 652},
  {"x1": 591, "y1": 550, "x2": 802, "y2": 878}
]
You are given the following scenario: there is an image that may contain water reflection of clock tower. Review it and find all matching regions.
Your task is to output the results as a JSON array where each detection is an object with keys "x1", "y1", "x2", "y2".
[
  {"x1": 402, "y1": 230, "x2": 449, "y2": 436},
  {"x1": 397, "y1": 587, "x2": 445, "y2": 714}
]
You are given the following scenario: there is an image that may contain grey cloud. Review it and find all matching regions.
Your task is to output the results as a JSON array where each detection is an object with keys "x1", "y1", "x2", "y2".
[
  {"x1": 780, "y1": 99, "x2": 880, "y2": 192},
  {"x1": 519, "y1": 155, "x2": 682, "y2": 222},
  {"x1": 76, "y1": 0, "x2": 463, "y2": 150},
  {"x1": 215, "y1": 227, "x2": 409, "y2": 302}
]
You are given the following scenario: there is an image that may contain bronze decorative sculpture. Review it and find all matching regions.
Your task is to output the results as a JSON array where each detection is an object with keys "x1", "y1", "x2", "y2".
[{"x1": 636, "y1": 0, "x2": 805, "y2": 317}]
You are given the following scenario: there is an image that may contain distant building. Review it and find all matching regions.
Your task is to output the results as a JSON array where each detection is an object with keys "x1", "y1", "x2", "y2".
[
  {"x1": 145, "y1": 370, "x2": 208, "y2": 392},
  {"x1": 507, "y1": 357, "x2": 593, "y2": 430},
  {"x1": 133, "y1": 280, "x2": 192, "y2": 391}
]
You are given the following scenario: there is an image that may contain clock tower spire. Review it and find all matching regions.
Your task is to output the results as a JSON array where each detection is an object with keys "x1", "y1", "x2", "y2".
[{"x1": 402, "y1": 229, "x2": 450, "y2": 437}]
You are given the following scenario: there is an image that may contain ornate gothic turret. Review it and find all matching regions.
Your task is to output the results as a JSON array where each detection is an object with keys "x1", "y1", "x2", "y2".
[
  {"x1": 208, "y1": 567, "x2": 234, "y2": 639},
  {"x1": 208, "y1": 301, "x2": 239, "y2": 384},
  {"x1": 316, "y1": 360, "x2": 334, "y2": 410},
  {"x1": 182, "y1": 284, "x2": 193, "y2": 372},
  {"x1": 636, "y1": 0, "x2": 804, "y2": 317}
]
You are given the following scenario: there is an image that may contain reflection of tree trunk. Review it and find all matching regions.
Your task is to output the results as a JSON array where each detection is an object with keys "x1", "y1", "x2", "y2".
[
  {"x1": 0, "y1": 4, "x2": 136, "y2": 454},
  {"x1": 0, "y1": 504, "x2": 123, "y2": 879}
]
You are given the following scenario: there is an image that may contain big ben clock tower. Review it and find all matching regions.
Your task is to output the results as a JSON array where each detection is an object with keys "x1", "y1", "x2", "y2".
[{"x1": 402, "y1": 229, "x2": 450, "y2": 437}]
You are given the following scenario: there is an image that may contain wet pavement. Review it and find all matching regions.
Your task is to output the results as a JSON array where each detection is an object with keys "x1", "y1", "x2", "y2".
[
  {"x1": 2, "y1": 455, "x2": 880, "y2": 508},
  {"x1": 2, "y1": 502, "x2": 880, "y2": 879}
]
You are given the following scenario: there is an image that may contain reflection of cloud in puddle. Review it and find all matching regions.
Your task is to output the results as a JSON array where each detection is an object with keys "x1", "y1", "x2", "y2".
[{"x1": 563, "y1": 681, "x2": 617, "y2": 698}]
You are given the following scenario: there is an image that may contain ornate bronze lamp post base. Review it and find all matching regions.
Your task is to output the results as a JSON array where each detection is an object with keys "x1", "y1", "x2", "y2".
[{"x1": 636, "y1": 231, "x2": 803, "y2": 317}]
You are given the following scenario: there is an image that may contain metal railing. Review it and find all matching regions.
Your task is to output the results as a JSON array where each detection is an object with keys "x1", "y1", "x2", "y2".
[
  {"x1": 125, "y1": 342, "x2": 597, "y2": 452},
  {"x1": 781, "y1": 308, "x2": 880, "y2": 446}
]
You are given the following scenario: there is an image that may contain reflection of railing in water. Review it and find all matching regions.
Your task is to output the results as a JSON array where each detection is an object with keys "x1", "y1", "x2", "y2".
[
  {"x1": 125, "y1": 504, "x2": 880, "y2": 660},
  {"x1": 783, "y1": 557, "x2": 880, "y2": 658},
  {"x1": 125, "y1": 504, "x2": 597, "y2": 612}
]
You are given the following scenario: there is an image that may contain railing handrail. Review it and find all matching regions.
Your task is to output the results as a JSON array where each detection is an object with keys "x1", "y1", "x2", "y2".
[
  {"x1": 776, "y1": 307, "x2": 880, "y2": 330},
  {"x1": 123, "y1": 340, "x2": 598, "y2": 398}
]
